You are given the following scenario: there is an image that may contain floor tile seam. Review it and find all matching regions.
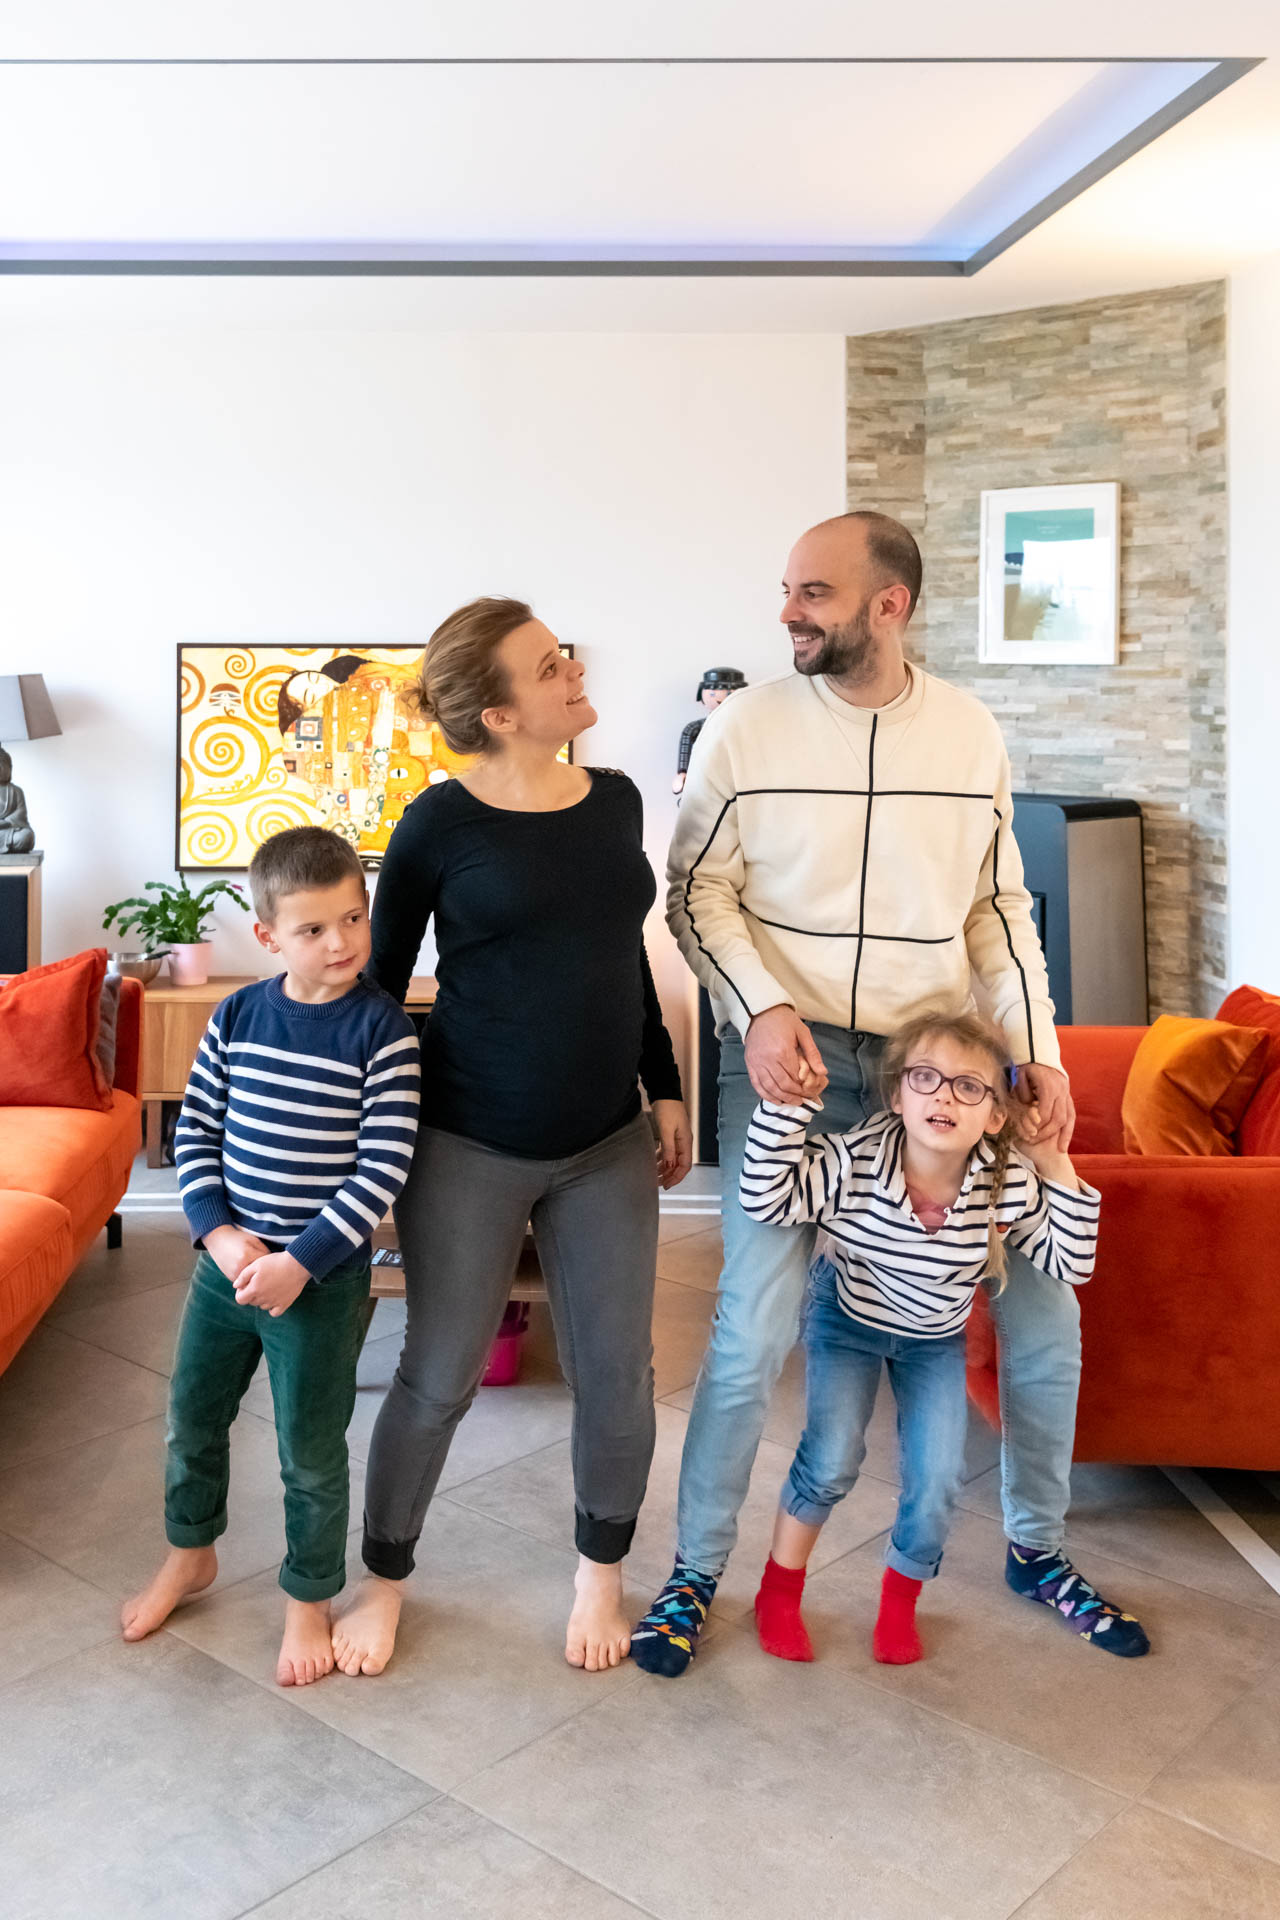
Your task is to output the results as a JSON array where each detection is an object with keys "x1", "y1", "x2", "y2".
[
  {"x1": 227, "y1": 1790, "x2": 446, "y2": 1920},
  {"x1": 430, "y1": 1490, "x2": 598, "y2": 1568},
  {"x1": 1137, "y1": 1666, "x2": 1280, "y2": 1813},
  {"x1": 1131, "y1": 1795, "x2": 1280, "y2": 1873},
  {"x1": 45, "y1": 1318, "x2": 177, "y2": 1382},
  {"x1": 48, "y1": 1270, "x2": 184, "y2": 1321},
  {"x1": 150, "y1": 1619, "x2": 475, "y2": 1789},
  {"x1": 428, "y1": 1429, "x2": 587, "y2": 1501},
  {"x1": 1003, "y1": 1797, "x2": 1138, "y2": 1919},
  {"x1": 823, "y1": 1637, "x2": 1192, "y2": 1803},
  {"x1": 951, "y1": 1487, "x2": 1280, "y2": 1623},
  {"x1": 702, "y1": 1607, "x2": 1156, "y2": 1809},
  {"x1": 0, "y1": 1625, "x2": 121, "y2": 1701},
  {"x1": 445, "y1": 1778, "x2": 665, "y2": 1918},
  {"x1": 652, "y1": 1268, "x2": 720, "y2": 1292},
  {"x1": 0, "y1": 1405, "x2": 170, "y2": 1480}
]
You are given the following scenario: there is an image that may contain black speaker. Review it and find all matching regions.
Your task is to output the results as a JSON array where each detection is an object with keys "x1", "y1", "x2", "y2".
[{"x1": 0, "y1": 869, "x2": 35, "y2": 972}]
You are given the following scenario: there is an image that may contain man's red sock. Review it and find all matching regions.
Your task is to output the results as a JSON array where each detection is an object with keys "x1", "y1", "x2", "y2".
[
  {"x1": 872, "y1": 1567, "x2": 924, "y2": 1664},
  {"x1": 754, "y1": 1557, "x2": 814, "y2": 1662}
]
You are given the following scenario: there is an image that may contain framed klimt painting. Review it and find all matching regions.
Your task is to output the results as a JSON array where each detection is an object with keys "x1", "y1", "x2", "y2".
[
  {"x1": 176, "y1": 643, "x2": 573, "y2": 870},
  {"x1": 978, "y1": 482, "x2": 1119, "y2": 666}
]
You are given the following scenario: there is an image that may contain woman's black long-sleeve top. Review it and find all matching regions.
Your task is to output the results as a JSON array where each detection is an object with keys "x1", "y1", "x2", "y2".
[{"x1": 368, "y1": 767, "x2": 683, "y2": 1160}]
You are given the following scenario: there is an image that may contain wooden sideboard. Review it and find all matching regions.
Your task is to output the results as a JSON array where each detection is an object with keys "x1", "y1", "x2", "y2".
[{"x1": 141, "y1": 973, "x2": 437, "y2": 1167}]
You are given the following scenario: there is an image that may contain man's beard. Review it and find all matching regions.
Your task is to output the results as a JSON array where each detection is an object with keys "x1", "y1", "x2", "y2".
[{"x1": 790, "y1": 601, "x2": 876, "y2": 680}]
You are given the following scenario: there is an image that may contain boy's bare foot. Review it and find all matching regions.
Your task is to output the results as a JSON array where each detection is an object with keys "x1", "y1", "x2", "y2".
[
  {"x1": 331, "y1": 1575, "x2": 403, "y2": 1676},
  {"x1": 566, "y1": 1557, "x2": 630, "y2": 1671},
  {"x1": 121, "y1": 1545, "x2": 218, "y2": 1641},
  {"x1": 277, "y1": 1597, "x2": 335, "y2": 1687}
]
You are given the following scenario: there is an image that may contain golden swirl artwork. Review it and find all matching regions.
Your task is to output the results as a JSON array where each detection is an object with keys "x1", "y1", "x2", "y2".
[
  {"x1": 177, "y1": 641, "x2": 574, "y2": 870},
  {"x1": 178, "y1": 644, "x2": 444, "y2": 869}
]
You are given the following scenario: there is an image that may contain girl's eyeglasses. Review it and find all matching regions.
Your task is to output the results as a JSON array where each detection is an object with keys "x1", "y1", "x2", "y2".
[{"x1": 903, "y1": 1064, "x2": 999, "y2": 1107}]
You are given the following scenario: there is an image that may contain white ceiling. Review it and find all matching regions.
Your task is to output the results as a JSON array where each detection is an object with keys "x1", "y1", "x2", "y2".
[{"x1": 2, "y1": 0, "x2": 1278, "y2": 332}]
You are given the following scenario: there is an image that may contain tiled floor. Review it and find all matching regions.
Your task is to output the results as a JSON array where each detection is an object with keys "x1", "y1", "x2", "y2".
[{"x1": 4, "y1": 1186, "x2": 1280, "y2": 1918}]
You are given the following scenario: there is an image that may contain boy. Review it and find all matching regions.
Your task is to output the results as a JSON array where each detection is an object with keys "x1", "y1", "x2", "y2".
[{"x1": 121, "y1": 826, "x2": 420, "y2": 1685}]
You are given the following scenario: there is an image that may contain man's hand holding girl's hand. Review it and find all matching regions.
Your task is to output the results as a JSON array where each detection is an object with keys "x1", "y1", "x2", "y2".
[
  {"x1": 744, "y1": 1006, "x2": 829, "y2": 1104},
  {"x1": 651, "y1": 1098, "x2": 694, "y2": 1190},
  {"x1": 233, "y1": 1250, "x2": 311, "y2": 1317},
  {"x1": 1012, "y1": 1061, "x2": 1075, "y2": 1152}
]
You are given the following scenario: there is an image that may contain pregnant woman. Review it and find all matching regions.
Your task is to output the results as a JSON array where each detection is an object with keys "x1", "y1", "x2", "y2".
[{"x1": 332, "y1": 597, "x2": 691, "y2": 1678}]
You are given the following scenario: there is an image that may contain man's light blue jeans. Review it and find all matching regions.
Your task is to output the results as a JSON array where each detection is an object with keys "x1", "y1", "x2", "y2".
[{"x1": 675, "y1": 1022, "x2": 1082, "y2": 1580}]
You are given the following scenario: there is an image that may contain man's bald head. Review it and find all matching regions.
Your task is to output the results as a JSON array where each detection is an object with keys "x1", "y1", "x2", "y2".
[{"x1": 807, "y1": 511, "x2": 922, "y2": 618}]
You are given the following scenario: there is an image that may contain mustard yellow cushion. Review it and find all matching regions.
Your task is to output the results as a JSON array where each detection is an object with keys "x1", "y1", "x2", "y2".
[{"x1": 1121, "y1": 1015, "x2": 1270, "y2": 1156}]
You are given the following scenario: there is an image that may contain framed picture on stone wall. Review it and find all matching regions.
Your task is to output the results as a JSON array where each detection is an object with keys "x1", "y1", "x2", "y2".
[{"x1": 978, "y1": 482, "x2": 1119, "y2": 666}]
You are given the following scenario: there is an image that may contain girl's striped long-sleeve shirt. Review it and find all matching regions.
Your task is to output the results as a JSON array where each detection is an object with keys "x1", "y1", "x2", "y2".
[
  {"x1": 174, "y1": 974, "x2": 421, "y2": 1280},
  {"x1": 740, "y1": 1099, "x2": 1099, "y2": 1339}
]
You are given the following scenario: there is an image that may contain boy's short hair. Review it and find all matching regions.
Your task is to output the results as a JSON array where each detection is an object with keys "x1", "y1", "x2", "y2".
[{"x1": 249, "y1": 826, "x2": 366, "y2": 923}]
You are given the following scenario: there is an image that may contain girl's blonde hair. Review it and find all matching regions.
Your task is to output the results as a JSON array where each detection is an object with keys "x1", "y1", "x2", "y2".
[
  {"x1": 412, "y1": 596, "x2": 534, "y2": 757},
  {"x1": 879, "y1": 1009, "x2": 1018, "y2": 1289}
]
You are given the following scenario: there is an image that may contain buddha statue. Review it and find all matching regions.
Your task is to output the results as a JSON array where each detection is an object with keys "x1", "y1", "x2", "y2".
[{"x1": 0, "y1": 748, "x2": 36, "y2": 854}]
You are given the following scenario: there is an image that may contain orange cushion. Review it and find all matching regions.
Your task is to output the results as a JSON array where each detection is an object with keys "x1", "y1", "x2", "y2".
[
  {"x1": 0, "y1": 1092, "x2": 141, "y2": 1250},
  {"x1": 1217, "y1": 985, "x2": 1280, "y2": 1157},
  {"x1": 0, "y1": 1190, "x2": 74, "y2": 1376},
  {"x1": 1121, "y1": 1015, "x2": 1270, "y2": 1156},
  {"x1": 0, "y1": 948, "x2": 112, "y2": 1112}
]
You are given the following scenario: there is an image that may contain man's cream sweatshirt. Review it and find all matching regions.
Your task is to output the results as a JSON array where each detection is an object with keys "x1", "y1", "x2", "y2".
[{"x1": 665, "y1": 664, "x2": 1059, "y2": 1070}]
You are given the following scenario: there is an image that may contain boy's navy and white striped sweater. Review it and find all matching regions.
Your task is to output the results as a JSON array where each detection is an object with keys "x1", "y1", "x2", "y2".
[
  {"x1": 175, "y1": 975, "x2": 421, "y2": 1280},
  {"x1": 741, "y1": 1099, "x2": 1099, "y2": 1339}
]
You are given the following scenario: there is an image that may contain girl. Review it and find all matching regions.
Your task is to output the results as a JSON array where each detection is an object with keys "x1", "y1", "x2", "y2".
[
  {"x1": 740, "y1": 1009, "x2": 1100, "y2": 1666},
  {"x1": 331, "y1": 597, "x2": 692, "y2": 1679}
]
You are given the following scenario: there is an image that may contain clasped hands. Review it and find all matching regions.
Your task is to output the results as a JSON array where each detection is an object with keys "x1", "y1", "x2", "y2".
[{"x1": 204, "y1": 1225, "x2": 311, "y2": 1317}]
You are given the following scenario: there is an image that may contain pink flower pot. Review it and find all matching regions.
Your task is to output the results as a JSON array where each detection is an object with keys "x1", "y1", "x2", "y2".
[{"x1": 167, "y1": 943, "x2": 212, "y2": 987}]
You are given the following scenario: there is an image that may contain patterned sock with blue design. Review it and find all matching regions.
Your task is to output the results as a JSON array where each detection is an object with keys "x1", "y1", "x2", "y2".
[
  {"x1": 1006, "y1": 1543, "x2": 1150, "y2": 1657},
  {"x1": 629, "y1": 1561, "x2": 718, "y2": 1676}
]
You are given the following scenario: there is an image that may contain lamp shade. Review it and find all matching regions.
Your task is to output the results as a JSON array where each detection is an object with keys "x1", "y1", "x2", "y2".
[{"x1": 0, "y1": 676, "x2": 61, "y2": 742}]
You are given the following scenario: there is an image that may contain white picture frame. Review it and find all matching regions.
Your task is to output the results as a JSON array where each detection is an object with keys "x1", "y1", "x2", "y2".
[{"x1": 978, "y1": 481, "x2": 1119, "y2": 665}]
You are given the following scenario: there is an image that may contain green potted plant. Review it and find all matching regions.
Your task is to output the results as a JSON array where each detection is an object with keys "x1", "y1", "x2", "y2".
[{"x1": 103, "y1": 876, "x2": 250, "y2": 987}]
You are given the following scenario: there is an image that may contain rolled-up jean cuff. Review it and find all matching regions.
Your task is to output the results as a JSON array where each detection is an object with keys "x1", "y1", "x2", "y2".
[
  {"x1": 575, "y1": 1510, "x2": 636, "y2": 1564},
  {"x1": 780, "y1": 1484, "x2": 836, "y2": 1528},
  {"x1": 165, "y1": 1513, "x2": 226, "y2": 1549},
  {"x1": 885, "y1": 1540, "x2": 943, "y2": 1582},
  {"x1": 278, "y1": 1563, "x2": 347, "y2": 1604},
  {"x1": 362, "y1": 1527, "x2": 415, "y2": 1582}
]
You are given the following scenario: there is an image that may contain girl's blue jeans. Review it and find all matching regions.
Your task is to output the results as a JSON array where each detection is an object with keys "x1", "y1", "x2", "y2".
[{"x1": 783, "y1": 1256, "x2": 969, "y2": 1581}]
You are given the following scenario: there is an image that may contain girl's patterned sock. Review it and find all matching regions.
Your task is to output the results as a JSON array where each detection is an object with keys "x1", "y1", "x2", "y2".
[
  {"x1": 1006, "y1": 1544, "x2": 1151, "y2": 1657},
  {"x1": 629, "y1": 1561, "x2": 718, "y2": 1676}
]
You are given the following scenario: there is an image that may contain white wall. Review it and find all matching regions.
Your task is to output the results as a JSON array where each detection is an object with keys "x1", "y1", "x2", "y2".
[
  {"x1": 0, "y1": 328, "x2": 845, "y2": 1065},
  {"x1": 1227, "y1": 258, "x2": 1280, "y2": 990}
]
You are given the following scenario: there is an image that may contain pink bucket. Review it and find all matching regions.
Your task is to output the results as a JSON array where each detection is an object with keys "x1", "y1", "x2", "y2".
[{"x1": 482, "y1": 1301, "x2": 530, "y2": 1387}]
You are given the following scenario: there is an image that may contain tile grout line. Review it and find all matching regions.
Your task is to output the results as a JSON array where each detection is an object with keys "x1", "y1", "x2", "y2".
[
  {"x1": 440, "y1": 1790, "x2": 666, "y2": 1920},
  {"x1": 1003, "y1": 1797, "x2": 1138, "y2": 1920},
  {"x1": 227, "y1": 1794, "x2": 447, "y2": 1920},
  {"x1": 0, "y1": 1405, "x2": 167, "y2": 1478}
]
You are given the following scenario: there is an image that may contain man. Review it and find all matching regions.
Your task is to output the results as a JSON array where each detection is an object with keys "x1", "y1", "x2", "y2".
[{"x1": 630, "y1": 511, "x2": 1148, "y2": 1676}]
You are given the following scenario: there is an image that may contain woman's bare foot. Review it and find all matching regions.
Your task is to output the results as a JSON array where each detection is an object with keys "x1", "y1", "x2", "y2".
[
  {"x1": 331, "y1": 1575, "x2": 404, "y2": 1676},
  {"x1": 277, "y1": 1597, "x2": 335, "y2": 1687},
  {"x1": 566, "y1": 1556, "x2": 631, "y2": 1671},
  {"x1": 121, "y1": 1545, "x2": 218, "y2": 1641}
]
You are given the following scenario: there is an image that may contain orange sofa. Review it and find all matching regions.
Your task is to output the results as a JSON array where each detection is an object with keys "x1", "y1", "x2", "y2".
[
  {"x1": 967, "y1": 994, "x2": 1280, "y2": 1471},
  {"x1": 0, "y1": 976, "x2": 143, "y2": 1374}
]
